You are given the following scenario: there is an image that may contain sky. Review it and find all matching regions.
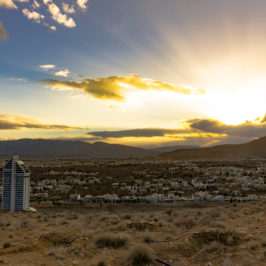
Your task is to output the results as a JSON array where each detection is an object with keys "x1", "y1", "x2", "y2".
[{"x1": 1, "y1": 0, "x2": 266, "y2": 148}]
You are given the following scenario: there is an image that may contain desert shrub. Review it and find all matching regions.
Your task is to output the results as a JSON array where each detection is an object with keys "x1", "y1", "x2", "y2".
[
  {"x1": 210, "y1": 211, "x2": 221, "y2": 218},
  {"x1": 127, "y1": 221, "x2": 154, "y2": 231},
  {"x1": 193, "y1": 231, "x2": 241, "y2": 246},
  {"x1": 125, "y1": 244, "x2": 154, "y2": 266},
  {"x1": 122, "y1": 214, "x2": 131, "y2": 220},
  {"x1": 165, "y1": 210, "x2": 172, "y2": 216},
  {"x1": 69, "y1": 213, "x2": 79, "y2": 220},
  {"x1": 95, "y1": 233, "x2": 130, "y2": 249},
  {"x1": 204, "y1": 241, "x2": 220, "y2": 253},
  {"x1": 3, "y1": 242, "x2": 11, "y2": 249},
  {"x1": 213, "y1": 221, "x2": 225, "y2": 229},
  {"x1": 41, "y1": 232, "x2": 75, "y2": 246},
  {"x1": 142, "y1": 232, "x2": 154, "y2": 243},
  {"x1": 180, "y1": 219, "x2": 196, "y2": 229}
]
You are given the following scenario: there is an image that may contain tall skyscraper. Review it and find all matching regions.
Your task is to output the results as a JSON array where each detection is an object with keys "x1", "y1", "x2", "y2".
[{"x1": 2, "y1": 156, "x2": 30, "y2": 212}]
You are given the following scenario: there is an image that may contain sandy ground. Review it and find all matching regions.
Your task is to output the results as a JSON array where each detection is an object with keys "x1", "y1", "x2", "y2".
[{"x1": 0, "y1": 200, "x2": 265, "y2": 266}]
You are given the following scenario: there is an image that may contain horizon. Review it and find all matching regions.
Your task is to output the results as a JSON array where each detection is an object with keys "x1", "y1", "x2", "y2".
[{"x1": 1, "y1": 0, "x2": 266, "y2": 148}]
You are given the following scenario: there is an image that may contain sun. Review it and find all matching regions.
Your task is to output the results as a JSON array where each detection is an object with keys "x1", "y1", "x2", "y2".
[{"x1": 206, "y1": 87, "x2": 265, "y2": 125}]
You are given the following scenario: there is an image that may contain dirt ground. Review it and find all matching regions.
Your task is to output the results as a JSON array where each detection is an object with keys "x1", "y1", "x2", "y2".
[{"x1": 0, "y1": 200, "x2": 265, "y2": 266}]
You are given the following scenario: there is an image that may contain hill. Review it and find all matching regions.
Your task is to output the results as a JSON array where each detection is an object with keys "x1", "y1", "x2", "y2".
[
  {"x1": 157, "y1": 136, "x2": 266, "y2": 160},
  {"x1": 0, "y1": 139, "x2": 156, "y2": 159},
  {"x1": 148, "y1": 145, "x2": 198, "y2": 153}
]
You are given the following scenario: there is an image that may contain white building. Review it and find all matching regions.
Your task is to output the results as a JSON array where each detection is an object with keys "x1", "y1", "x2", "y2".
[{"x1": 2, "y1": 156, "x2": 30, "y2": 212}]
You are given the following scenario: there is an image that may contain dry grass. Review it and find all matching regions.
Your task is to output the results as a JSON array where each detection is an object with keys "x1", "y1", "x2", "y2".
[
  {"x1": 124, "y1": 243, "x2": 155, "y2": 265},
  {"x1": 94, "y1": 233, "x2": 130, "y2": 249}
]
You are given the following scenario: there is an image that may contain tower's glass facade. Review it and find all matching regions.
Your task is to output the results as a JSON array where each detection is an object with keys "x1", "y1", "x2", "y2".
[{"x1": 2, "y1": 156, "x2": 30, "y2": 211}]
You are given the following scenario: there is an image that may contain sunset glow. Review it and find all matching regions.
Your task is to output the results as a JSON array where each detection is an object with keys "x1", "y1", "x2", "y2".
[{"x1": 1, "y1": 0, "x2": 266, "y2": 147}]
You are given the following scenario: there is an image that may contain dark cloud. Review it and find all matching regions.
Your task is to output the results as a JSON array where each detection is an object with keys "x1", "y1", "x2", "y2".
[
  {"x1": 0, "y1": 114, "x2": 82, "y2": 131},
  {"x1": 0, "y1": 21, "x2": 8, "y2": 40},
  {"x1": 88, "y1": 128, "x2": 190, "y2": 138},
  {"x1": 42, "y1": 74, "x2": 205, "y2": 101},
  {"x1": 187, "y1": 117, "x2": 266, "y2": 138}
]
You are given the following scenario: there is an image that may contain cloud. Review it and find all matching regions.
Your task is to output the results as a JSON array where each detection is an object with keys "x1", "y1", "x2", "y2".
[
  {"x1": 22, "y1": 8, "x2": 45, "y2": 23},
  {"x1": 76, "y1": 0, "x2": 88, "y2": 10},
  {"x1": 260, "y1": 114, "x2": 266, "y2": 123},
  {"x1": 87, "y1": 116, "x2": 266, "y2": 148},
  {"x1": 44, "y1": 1, "x2": 76, "y2": 28},
  {"x1": 0, "y1": 0, "x2": 29, "y2": 9},
  {"x1": 0, "y1": 114, "x2": 82, "y2": 131},
  {"x1": 40, "y1": 64, "x2": 55, "y2": 69},
  {"x1": 88, "y1": 128, "x2": 189, "y2": 138},
  {"x1": 32, "y1": 0, "x2": 39, "y2": 8},
  {"x1": 62, "y1": 2, "x2": 75, "y2": 14},
  {"x1": 187, "y1": 117, "x2": 266, "y2": 138},
  {"x1": 0, "y1": 0, "x2": 17, "y2": 9},
  {"x1": 42, "y1": 74, "x2": 204, "y2": 101},
  {"x1": 54, "y1": 68, "x2": 70, "y2": 77},
  {"x1": 0, "y1": 21, "x2": 8, "y2": 40},
  {"x1": 1, "y1": 0, "x2": 87, "y2": 31}
]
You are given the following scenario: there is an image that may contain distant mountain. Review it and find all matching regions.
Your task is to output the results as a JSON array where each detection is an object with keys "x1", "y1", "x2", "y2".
[
  {"x1": 148, "y1": 145, "x2": 199, "y2": 154},
  {"x1": 0, "y1": 139, "x2": 156, "y2": 159},
  {"x1": 157, "y1": 136, "x2": 266, "y2": 160}
]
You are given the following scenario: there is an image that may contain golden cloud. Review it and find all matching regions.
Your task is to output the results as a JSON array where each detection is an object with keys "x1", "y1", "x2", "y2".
[
  {"x1": 42, "y1": 74, "x2": 205, "y2": 101},
  {"x1": 187, "y1": 117, "x2": 266, "y2": 138},
  {"x1": 0, "y1": 21, "x2": 8, "y2": 40},
  {"x1": 0, "y1": 114, "x2": 82, "y2": 131}
]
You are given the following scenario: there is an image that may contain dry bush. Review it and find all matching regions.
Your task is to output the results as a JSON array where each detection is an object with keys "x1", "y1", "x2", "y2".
[
  {"x1": 193, "y1": 231, "x2": 241, "y2": 246},
  {"x1": 165, "y1": 210, "x2": 172, "y2": 216},
  {"x1": 247, "y1": 240, "x2": 260, "y2": 250},
  {"x1": 91, "y1": 255, "x2": 108, "y2": 266},
  {"x1": 124, "y1": 243, "x2": 155, "y2": 266},
  {"x1": 213, "y1": 221, "x2": 225, "y2": 229},
  {"x1": 41, "y1": 232, "x2": 76, "y2": 246},
  {"x1": 210, "y1": 211, "x2": 221, "y2": 218},
  {"x1": 199, "y1": 215, "x2": 213, "y2": 226},
  {"x1": 127, "y1": 221, "x2": 155, "y2": 231},
  {"x1": 94, "y1": 233, "x2": 130, "y2": 249},
  {"x1": 228, "y1": 212, "x2": 236, "y2": 219},
  {"x1": 204, "y1": 241, "x2": 221, "y2": 253},
  {"x1": 3, "y1": 243, "x2": 11, "y2": 249},
  {"x1": 178, "y1": 219, "x2": 196, "y2": 229},
  {"x1": 68, "y1": 213, "x2": 80, "y2": 220},
  {"x1": 122, "y1": 214, "x2": 131, "y2": 220},
  {"x1": 141, "y1": 232, "x2": 154, "y2": 243}
]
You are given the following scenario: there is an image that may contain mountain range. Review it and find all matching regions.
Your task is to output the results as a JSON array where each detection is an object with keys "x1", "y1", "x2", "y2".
[
  {"x1": 1, "y1": 137, "x2": 266, "y2": 160},
  {"x1": 148, "y1": 145, "x2": 199, "y2": 153},
  {"x1": 157, "y1": 136, "x2": 266, "y2": 160},
  {"x1": 0, "y1": 139, "x2": 155, "y2": 159}
]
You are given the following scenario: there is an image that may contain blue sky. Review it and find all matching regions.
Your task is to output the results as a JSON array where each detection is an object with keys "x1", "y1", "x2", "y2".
[{"x1": 1, "y1": 0, "x2": 266, "y2": 147}]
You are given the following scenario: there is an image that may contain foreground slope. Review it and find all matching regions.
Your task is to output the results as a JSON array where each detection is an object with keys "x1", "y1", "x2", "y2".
[
  {"x1": 0, "y1": 201, "x2": 265, "y2": 265},
  {"x1": 0, "y1": 139, "x2": 155, "y2": 158},
  {"x1": 158, "y1": 136, "x2": 266, "y2": 160}
]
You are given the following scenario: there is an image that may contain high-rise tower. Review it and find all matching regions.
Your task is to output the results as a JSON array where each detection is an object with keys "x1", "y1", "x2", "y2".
[{"x1": 2, "y1": 155, "x2": 30, "y2": 212}]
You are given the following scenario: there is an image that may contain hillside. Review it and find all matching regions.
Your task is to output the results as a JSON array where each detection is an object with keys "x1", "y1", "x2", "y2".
[
  {"x1": 149, "y1": 145, "x2": 198, "y2": 153},
  {"x1": 0, "y1": 139, "x2": 155, "y2": 159},
  {"x1": 157, "y1": 136, "x2": 266, "y2": 160}
]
